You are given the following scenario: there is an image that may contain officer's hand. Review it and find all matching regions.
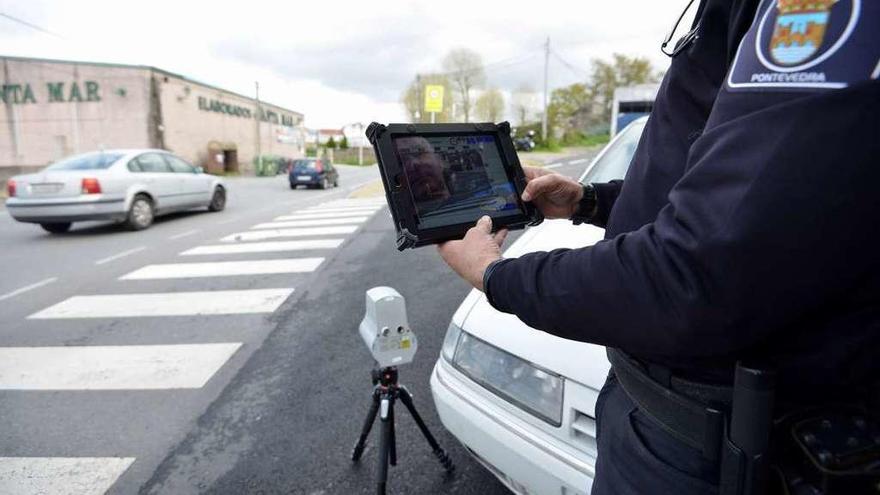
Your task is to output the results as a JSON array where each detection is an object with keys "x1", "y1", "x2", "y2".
[
  {"x1": 437, "y1": 215, "x2": 507, "y2": 291},
  {"x1": 522, "y1": 166, "x2": 583, "y2": 219}
]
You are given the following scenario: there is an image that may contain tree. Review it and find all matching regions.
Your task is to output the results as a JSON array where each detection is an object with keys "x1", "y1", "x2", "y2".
[
  {"x1": 400, "y1": 73, "x2": 453, "y2": 123},
  {"x1": 545, "y1": 53, "x2": 660, "y2": 141},
  {"x1": 442, "y1": 48, "x2": 486, "y2": 122},
  {"x1": 547, "y1": 83, "x2": 594, "y2": 140},
  {"x1": 475, "y1": 88, "x2": 505, "y2": 122},
  {"x1": 326, "y1": 136, "x2": 337, "y2": 149},
  {"x1": 510, "y1": 84, "x2": 538, "y2": 126},
  {"x1": 339, "y1": 136, "x2": 349, "y2": 149},
  {"x1": 589, "y1": 54, "x2": 658, "y2": 123}
]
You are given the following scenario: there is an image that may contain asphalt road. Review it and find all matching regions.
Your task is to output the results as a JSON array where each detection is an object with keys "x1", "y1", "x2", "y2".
[{"x1": 0, "y1": 154, "x2": 594, "y2": 495}]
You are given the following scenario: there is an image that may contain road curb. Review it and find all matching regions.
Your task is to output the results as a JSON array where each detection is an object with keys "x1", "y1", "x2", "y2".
[{"x1": 348, "y1": 179, "x2": 384, "y2": 199}]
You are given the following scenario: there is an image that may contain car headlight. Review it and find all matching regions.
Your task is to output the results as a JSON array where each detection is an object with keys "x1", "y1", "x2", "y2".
[
  {"x1": 450, "y1": 330, "x2": 564, "y2": 426},
  {"x1": 441, "y1": 322, "x2": 463, "y2": 362}
]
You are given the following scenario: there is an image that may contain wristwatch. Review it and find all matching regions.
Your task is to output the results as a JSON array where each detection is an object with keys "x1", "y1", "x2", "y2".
[{"x1": 570, "y1": 183, "x2": 598, "y2": 225}]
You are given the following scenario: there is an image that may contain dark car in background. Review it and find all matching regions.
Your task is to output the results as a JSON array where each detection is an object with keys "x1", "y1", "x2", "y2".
[{"x1": 288, "y1": 158, "x2": 339, "y2": 189}]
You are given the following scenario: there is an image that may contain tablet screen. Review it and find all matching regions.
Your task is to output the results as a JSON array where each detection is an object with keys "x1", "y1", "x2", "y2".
[{"x1": 393, "y1": 134, "x2": 525, "y2": 229}]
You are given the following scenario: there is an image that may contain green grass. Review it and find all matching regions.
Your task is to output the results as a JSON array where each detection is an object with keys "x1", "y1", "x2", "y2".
[
  {"x1": 569, "y1": 133, "x2": 611, "y2": 147},
  {"x1": 533, "y1": 141, "x2": 563, "y2": 152}
]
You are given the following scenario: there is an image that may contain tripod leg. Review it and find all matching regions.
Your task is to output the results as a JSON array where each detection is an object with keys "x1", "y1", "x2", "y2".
[
  {"x1": 398, "y1": 386, "x2": 455, "y2": 473},
  {"x1": 351, "y1": 388, "x2": 381, "y2": 462},
  {"x1": 377, "y1": 396, "x2": 392, "y2": 495},
  {"x1": 389, "y1": 397, "x2": 397, "y2": 467}
]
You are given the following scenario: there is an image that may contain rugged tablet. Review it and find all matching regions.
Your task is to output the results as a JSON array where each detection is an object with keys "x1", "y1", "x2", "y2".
[{"x1": 366, "y1": 121, "x2": 542, "y2": 250}]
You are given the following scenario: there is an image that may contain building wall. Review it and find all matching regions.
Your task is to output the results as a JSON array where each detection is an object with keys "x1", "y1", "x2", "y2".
[
  {"x1": 0, "y1": 58, "x2": 152, "y2": 177},
  {"x1": 0, "y1": 57, "x2": 306, "y2": 180},
  {"x1": 157, "y1": 73, "x2": 305, "y2": 174}
]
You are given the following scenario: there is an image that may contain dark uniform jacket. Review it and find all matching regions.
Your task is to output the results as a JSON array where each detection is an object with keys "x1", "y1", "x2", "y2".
[{"x1": 485, "y1": 0, "x2": 880, "y2": 401}]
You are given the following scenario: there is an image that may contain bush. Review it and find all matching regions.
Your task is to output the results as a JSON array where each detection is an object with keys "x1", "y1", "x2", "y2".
[{"x1": 253, "y1": 154, "x2": 285, "y2": 176}]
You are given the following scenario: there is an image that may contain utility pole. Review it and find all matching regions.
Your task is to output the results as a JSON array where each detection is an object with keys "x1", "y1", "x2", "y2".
[
  {"x1": 415, "y1": 74, "x2": 422, "y2": 123},
  {"x1": 255, "y1": 81, "x2": 262, "y2": 174},
  {"x1": 542, "y1": 37, "x2": 550, "y2": 143},
  {"x1": 356, "y1": 122, "x2": 364, "y2": 166}
]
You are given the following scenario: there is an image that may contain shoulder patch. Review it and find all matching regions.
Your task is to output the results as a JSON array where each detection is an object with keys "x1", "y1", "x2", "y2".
[{"x1": 727, "y1": 0, "x2": 879, "y2": 91}]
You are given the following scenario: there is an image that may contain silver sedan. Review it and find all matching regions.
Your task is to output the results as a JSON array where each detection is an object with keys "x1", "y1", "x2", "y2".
[{"x1": 5, "y1": 149, "x2": 227, "y2": 233}]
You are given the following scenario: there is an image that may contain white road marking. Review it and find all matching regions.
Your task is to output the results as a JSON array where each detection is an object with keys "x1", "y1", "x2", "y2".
[
  {"x1": 94, "y1": 246, "x2": 146, "y2": 265},
  {"x1": 0, "y1": 457, "x2": 135, "y2": 495},
  {"x1": 282, "y1": 191, "x2": 335, "y2": 205},
  {"x1": 251, "y1": 217, "x2": 367, "y2": 230},
  {"x1": 121, "y1": 258, "x2": 324, "y2": 280},
  {"x1": 321, "y1": 200, "x2": 384, "y2": 206},
  {"x1": 545, "y1": 162, "x2": 564, "y2": 169},
  {"x1": 221, "y1": 225, "x2": 358, "y2": 242},
  {"x1": 568, "y1": 158, "x2": 589, "y2": 165},
  {"x1": 28, "y1": 289, "x2": 293, "y2": 319},
  {"x1": 0, "y1": 343, "x2": 241, "y2": 389},
  {"x1": 0, "y1": 277, "x2": 57, "y2": 302},
  {"x1": 322, "y1": 199, "x2": 386, "y2": 206},
  {"x1": 301, "y1": 206, "x2": 380, "y2": 214},
  {"x1": 274, "y1": 211, "x2": 375, "y2": 221},
  {"x1": 168, "y1": 228, "x2": 201, "y2": 240},
  {"x1": 181, "y1": 239, "x2": 344, "y2": 255}
]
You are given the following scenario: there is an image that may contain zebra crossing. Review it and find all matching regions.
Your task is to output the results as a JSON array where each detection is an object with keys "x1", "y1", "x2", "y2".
[{"x1": 0, "y1": 197, "x2": 386, "y2": 494}]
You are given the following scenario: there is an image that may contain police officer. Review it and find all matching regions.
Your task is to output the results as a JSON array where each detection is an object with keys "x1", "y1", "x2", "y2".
[{"x1": 437, "y1": 0, "x2": 879, "y2": 493}]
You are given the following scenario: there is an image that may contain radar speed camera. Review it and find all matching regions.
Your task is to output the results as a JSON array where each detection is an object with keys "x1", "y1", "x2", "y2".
[{"x1": 359, "y1": 287, "x2": 417, "y2": 368}]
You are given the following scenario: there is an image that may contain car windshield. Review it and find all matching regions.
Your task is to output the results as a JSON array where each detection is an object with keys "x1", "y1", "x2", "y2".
[
  {"x1": 579, "y1": 119, "x2": 647, "y2": 184},
  {"x1": 45, "y1": 152, "x2": 123, "y2": 171}
]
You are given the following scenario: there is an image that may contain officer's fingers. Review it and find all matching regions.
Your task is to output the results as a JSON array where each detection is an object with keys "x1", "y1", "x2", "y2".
[
  {"x1": 492, "y1": 228, "x2": 508, "y2": 247},
  {"x1": 522, "y1": 174, "x2": 559, "y2": 202},
  {"x1": 474, "y1": 215, "x2": 493, "y2": 235},
  {"x1": 436, "y1": 239, "x2": 460, "y2": 260},
  {"x1": 523, "y1": 166, "x2": 550, "y2": 182},
  {"x1": 436, "y1": 241, "x2": 450, "y2": 256}
]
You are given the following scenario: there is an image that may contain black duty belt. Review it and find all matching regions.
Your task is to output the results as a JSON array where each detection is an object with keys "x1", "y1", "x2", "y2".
[{"x1": 607, "y1": 348, "x2": 733, "y2": 461}]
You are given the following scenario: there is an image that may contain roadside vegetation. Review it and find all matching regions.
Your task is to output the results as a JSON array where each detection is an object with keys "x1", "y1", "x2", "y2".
[{"x1": 398, "y1": 50, "x2": 659, "y2": 153}]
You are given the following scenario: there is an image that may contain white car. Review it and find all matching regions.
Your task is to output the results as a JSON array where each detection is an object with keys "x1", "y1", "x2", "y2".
[
  {"x1": 430, "y1": 117, "x2": 648, "y2": 495},
  {"x1": 5, "y1": 149, "x2": 227, "y2": 233}
]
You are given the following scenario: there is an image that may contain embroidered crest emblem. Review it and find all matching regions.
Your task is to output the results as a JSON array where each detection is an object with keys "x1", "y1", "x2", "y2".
[
  {"x1": 769, "y1": 0, "x2": 836, "y2": 66},
  {"x1": 726, "y1": 0, "x2": 877, "y2": 91}
]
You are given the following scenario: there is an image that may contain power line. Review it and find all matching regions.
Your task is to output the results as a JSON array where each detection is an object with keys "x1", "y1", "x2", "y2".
[
  {"x1": 432, "y1": 48, "x2": 542, "y2": 78},
  {"x1": 0, "y1": 12, "x2": 66, "y2": 39},
  {"x1": 480, "y1": 49, "x2": 543, "y2": 72},
  {"x1": 551, "y1": 49, "x2": 589, "y2": 80},
  {"x1": 542, "y1": 37, "x2": 549, "y2": 140}
]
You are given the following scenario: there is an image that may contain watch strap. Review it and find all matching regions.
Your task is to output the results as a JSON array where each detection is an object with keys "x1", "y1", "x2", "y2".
[{"x1": 570, "y1": 183, "x2": 598, "y2": 225}]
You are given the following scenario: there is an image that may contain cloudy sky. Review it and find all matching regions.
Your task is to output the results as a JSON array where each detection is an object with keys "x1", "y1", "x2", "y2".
[{"x1": 0, "y1": 0, "x2": 691, "y2": 128}]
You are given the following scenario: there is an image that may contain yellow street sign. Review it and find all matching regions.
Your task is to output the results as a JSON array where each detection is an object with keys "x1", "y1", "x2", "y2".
[{"x1": 424, "y1": 85, "x2": 444, "y2": 113}]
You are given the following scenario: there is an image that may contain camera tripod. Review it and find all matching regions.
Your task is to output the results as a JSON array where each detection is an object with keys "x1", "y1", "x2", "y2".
[{"x1": 351, "y1": 366, "x2": 454, "y2": 494}]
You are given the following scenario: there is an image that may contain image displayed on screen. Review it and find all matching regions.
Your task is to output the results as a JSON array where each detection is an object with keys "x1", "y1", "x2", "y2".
[{"x1": 393, "y1": 134, "x2": 523, "y2": 229}]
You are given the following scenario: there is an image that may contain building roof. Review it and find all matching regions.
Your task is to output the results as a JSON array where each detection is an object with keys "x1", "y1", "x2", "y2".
[{"x1": 0, "y1": 54, "x2": 303, "y2": 118}]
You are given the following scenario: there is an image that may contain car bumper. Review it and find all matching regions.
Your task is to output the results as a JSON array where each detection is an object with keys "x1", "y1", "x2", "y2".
[
  {"x1": 289, "y1": 177, "x2": 320, "y2": 185},
  {"x1": 6, "y1": 197, "x2": 127, "y2": 223},
  {"x1": 430, "y1": 359, "x2": 594, "y2": 495}
]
